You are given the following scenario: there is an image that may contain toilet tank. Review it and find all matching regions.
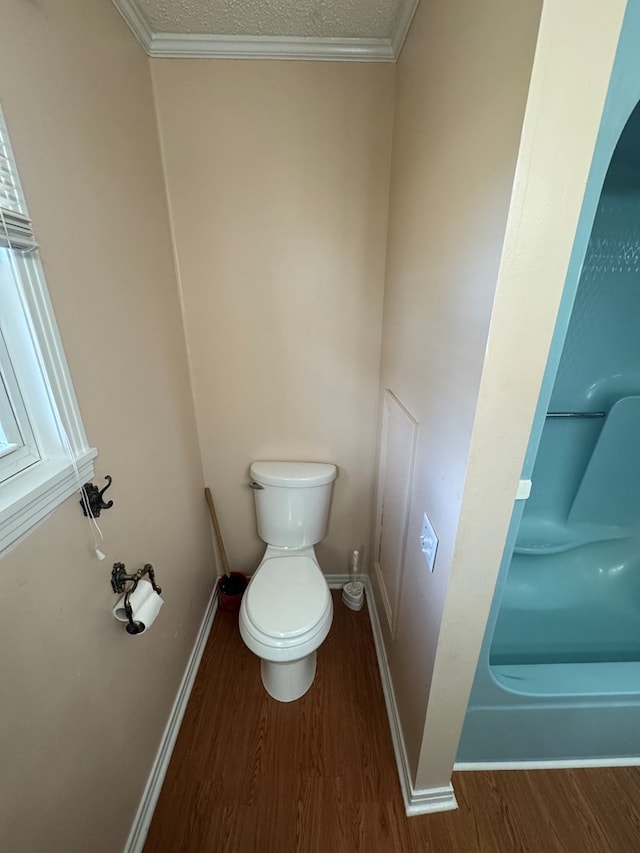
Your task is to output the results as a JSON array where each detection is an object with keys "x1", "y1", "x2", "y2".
[{"x1": 250, "y1": 461, "x2": 337, "y2": 548}]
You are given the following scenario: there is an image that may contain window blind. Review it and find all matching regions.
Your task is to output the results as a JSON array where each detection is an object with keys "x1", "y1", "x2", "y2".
[{"x1": 0, "y1": 111, "x2": 37, "y2": 252}]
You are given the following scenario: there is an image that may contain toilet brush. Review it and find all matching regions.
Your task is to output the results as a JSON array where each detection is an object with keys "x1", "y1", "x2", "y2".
[{"x1": 342, "y1": 549, "x2": 364, "y2": 611}]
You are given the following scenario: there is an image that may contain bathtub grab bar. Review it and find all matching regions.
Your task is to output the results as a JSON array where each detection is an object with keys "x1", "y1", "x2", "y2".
[{"x1": 546, "y1": 411, "x2": 605, "y2": 418}]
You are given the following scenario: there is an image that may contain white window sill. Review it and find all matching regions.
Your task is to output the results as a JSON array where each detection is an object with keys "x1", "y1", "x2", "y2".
[{"x1": 0, "y1": 448, "x2": 97, "y2": 555}]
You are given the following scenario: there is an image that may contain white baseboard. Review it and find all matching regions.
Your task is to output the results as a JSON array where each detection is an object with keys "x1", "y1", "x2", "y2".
[
  {"x1": 124, "y1": 589, "x2": 218, "y2": 853},
  {"x1": 360, "y1": 576, "x2": 458, "y2": 816},
  {"x1": 455, "y1": 757, "x2": 640, "y2": 771},
  {"x1": 404, "y1": 784, "x2": 459, "y2": 816},
  {"x1": 327, "y1": 573, "x2": 353, "y2": 588}
]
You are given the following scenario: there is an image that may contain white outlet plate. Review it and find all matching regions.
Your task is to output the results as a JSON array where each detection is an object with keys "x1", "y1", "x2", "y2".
[{"x1": 420, "y1": 512, "x2": 438, "y2": 572}]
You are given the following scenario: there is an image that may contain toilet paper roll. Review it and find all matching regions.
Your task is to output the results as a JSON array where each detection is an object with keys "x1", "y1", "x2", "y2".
[
  {"x1": 113, "y1": 579, "x2": 163, "y2": 633},
  {"x1": 131, "y1": 591, "x2": 163, "y2": 634}
]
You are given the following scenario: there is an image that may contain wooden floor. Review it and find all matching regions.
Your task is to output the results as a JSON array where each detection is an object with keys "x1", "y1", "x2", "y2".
[{"x1": 145, "y1": 591, "x2": 640, "y2": 852}]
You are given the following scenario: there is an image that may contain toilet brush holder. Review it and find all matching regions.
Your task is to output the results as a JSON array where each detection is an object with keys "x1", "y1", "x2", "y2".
[{"x1": 342, "y1": 580, "x2": 364, "y2": 611}]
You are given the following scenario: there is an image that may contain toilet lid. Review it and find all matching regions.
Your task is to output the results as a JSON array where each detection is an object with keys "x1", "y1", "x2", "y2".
[{"x1": 246, "y1": 556, "x2": 330, "y2": 639}]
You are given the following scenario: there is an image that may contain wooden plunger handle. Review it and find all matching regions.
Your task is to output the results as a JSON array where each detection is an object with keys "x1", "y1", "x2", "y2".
[{"x1": 204, "y1": 487, "x2": 231, "y2": 578}]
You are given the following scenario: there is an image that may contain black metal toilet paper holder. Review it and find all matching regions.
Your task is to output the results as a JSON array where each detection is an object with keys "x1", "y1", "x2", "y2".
[{"x1": 111, "y1": 562, "x2": 162, "y2": 635}]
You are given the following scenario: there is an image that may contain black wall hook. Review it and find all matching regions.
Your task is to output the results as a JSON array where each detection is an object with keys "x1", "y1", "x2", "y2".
[{"x1": 80, "y1": 475, "x2": 113, "y2": 517}]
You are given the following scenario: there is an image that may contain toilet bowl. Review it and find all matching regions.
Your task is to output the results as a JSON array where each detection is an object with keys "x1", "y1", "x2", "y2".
[
  {"x1": 240, "y1": 548, "x2": 333, "y2": 701},
  {"x1": 238, "y1": 460, "x2": 336, "y2": 702}
]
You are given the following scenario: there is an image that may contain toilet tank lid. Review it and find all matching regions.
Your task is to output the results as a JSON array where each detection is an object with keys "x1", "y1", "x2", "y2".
[{"x1": 250, "y1": 461, "x2": 336, "y2": 488}]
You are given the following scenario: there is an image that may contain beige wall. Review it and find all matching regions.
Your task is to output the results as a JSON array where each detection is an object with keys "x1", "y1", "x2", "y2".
[
  {"x1": 151, "y1": 59, "x2": 394, "y2": 576},
  {"x1": 0, "y1": 2, "x2": 214, "y2": 851},
  {"x1": 373, "y1": 0, "x2": 543, "y2": 781}
]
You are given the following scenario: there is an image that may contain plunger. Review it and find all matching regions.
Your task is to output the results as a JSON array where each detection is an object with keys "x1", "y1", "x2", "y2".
[{"x1": 204, "y1": 487, "x2": 247, "y2": 601}]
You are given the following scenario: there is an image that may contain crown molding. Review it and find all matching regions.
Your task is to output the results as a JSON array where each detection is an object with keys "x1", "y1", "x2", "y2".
[
  {"x1": 149, "y1": 33, "x2": 395, "y2": 61},
  {"x1": 112, "y1": 0, "x2": 418, "y2": 62}
]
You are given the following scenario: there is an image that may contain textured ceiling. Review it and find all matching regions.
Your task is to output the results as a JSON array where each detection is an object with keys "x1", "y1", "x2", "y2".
[
  {"x1": 131, "y1": 0, "x2": 402, "y2": 39},
  {"x1": 114, "y1": 0, "x2": 419, "y2": 59}
]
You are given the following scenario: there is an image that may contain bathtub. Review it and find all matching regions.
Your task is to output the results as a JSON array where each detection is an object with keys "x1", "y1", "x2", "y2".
[
  {"x1": 457, "y1": 531, "x2": 640, "y2": 765},
  {"x1": 457, "y1": 658, "x2": 640, "y2": 766}
]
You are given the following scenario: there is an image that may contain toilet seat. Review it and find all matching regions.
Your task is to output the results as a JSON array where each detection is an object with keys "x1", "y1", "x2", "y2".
[{"x1": 245, "y1": 555, "x2": 330, "y2": 640}]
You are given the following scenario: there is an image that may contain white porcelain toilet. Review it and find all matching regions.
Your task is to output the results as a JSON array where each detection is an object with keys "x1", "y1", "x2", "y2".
[{"x1": 239, "y1": 460, "x2": 336, "y2": 702}]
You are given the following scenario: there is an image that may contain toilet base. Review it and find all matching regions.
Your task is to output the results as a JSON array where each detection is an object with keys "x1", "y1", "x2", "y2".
[{"x1": 261, "y1": 652, "x2": 317, "y2": 702}]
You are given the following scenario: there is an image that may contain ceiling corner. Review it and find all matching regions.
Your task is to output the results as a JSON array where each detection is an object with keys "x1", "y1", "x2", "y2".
[
  {"x1": 392, "y1": 0, "x2": 419, "y2": 59},
  {"x1": 113, "y1": 0, "x2": 153, "y2": 54}
]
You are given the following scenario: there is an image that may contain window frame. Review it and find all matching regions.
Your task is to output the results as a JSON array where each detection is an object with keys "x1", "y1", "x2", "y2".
[{"x1": 0, "y1": 107, "x2": 96, "y2": 554}]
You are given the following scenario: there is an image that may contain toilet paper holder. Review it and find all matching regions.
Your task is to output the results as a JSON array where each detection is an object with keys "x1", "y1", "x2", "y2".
[{"x1": 111, "y1": 562, "x2": 162, "y2": 635}]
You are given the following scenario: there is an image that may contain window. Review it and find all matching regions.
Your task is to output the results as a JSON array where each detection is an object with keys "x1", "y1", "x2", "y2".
[{"x1": 0, "y1": 105, "x2": 95, "y2": 553}]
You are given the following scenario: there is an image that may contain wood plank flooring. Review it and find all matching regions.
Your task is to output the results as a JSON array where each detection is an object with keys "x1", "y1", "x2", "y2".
[{"x1": 145, "y1": 591, "x2": 640, "y2": 852}]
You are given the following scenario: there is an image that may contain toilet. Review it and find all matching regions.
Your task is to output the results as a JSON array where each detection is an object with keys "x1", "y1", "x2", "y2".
[{"x1": 239, "y1": 460, "x2": 336, "y2": 702}]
